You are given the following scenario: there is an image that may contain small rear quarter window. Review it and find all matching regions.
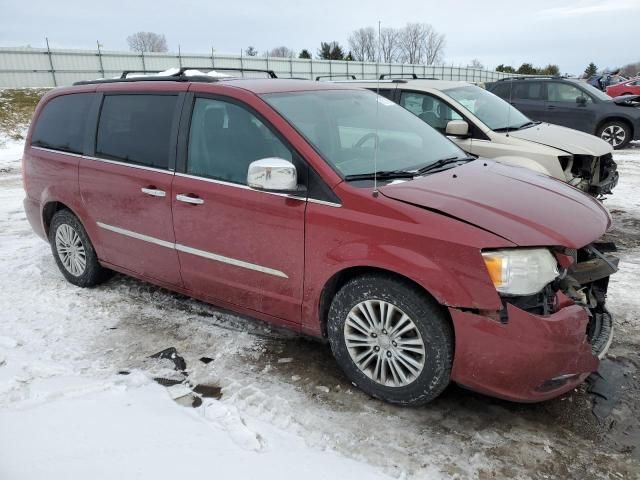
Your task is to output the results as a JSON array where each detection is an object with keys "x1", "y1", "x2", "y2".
[{"x1": 31, "y1": 93, "x2": 94, "y2": 154}]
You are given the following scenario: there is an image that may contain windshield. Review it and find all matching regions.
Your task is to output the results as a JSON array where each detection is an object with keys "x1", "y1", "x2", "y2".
[
  {"x1": 444, "y1": 85, "x2": 531, "y2": 131},
  {"x1": 262, "y1": 89, "x2": 467, "y2": 178}
]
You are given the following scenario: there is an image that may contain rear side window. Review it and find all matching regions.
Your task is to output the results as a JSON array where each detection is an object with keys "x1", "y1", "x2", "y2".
[
  {"x1": 513, "y1": 82, "x2": 544, "y2": 100},
  {"x1": 96, "y1": 94, "x2": 178, "y2": 169},
  {"x1": 31, "y1": 93, "x2": 93, "y2": 154}
]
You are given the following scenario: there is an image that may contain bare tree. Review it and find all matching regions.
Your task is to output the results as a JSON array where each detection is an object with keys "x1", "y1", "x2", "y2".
[
  {"x1": 348, "y1": 27, "x2": 377, "y2": 62},
  {"x1": 469, "y1": 59, "x2": 484, "y2": 69},
  {"x1": 398, "y1": 23, "x2": 425, "y2": 64},
  {"x1": 379, "y1": 27, "x2": 400, "y2": 63},
  {"x1": 423, "y1": 27, "x2": 446, "y2": 65},
  {"x1": 398, "y1": 23, "x2": 445, "y2": 65},
  {"x1": 265, "y1": 46, "x2": 295, "y2": 58},
  {"x1": 126, "y1": 32, "x2": 168, "y2": 53}
]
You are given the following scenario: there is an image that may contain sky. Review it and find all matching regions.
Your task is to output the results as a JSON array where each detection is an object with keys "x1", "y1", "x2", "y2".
[{"x1": 1, "y1": 0, "x2": 638, "y2": 75}]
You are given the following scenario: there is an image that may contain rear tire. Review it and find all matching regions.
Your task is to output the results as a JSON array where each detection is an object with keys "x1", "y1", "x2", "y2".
[
  {"x1": 49, "y1": 209, "x2": 112, "y2": 287},
  {"x1": 597, "y1": 120, "x2": 631, "y2": 150},
  {"x1": 327, "y1": 274, "x2": 453, "y2": 406}
]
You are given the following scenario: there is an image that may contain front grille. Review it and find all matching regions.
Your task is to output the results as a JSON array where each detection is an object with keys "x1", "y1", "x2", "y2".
[{"x1": 499, "y1": 284, "x2": 556, "y2": 322}]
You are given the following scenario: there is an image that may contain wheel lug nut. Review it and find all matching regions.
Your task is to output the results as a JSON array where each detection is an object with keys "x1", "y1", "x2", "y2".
[
  {"x1": 386, "y1": 351, "x2": 392, "y2": 358},
  {"x1": 374, "y1": 346, "x2": 380, "y2": 352},
  {"x1": 392, "y1": 341, "x2": 397, "y2": 347},
  {"x1": 371, "y1": 333, "x2": 377, "y2": 338},
  {"x1": 382, "y1": 329, "x2": 387, "y2": 334}
]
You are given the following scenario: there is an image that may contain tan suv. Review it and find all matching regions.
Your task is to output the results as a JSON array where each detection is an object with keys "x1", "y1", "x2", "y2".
[{"x1": 334, "y1": 78, "x2": 618, "y2": 197}]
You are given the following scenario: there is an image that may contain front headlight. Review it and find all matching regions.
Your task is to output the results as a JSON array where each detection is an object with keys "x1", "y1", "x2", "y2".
[{"x1": 482, "y1": 248, "x2": 559, "y2": 296}]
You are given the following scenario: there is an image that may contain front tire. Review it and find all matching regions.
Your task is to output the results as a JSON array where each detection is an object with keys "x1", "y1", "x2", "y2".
[
  {"x1": 598, "y1": 120, "x2": 631, "y2": 149},
  {"x1": 327, "y1": 274, "x2": 453, "y2": 406},
  {"x1": 49, "y1": 209, "x2": 112, "y2": 287}
]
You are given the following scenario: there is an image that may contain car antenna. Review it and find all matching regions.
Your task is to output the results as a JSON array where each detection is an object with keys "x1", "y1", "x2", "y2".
[
  {"x1": 505, "y1": 73, "x2": 514, "y2": 137},
  {"x1": 373, "y1": 20, "x2": 382, "y2": 198}
]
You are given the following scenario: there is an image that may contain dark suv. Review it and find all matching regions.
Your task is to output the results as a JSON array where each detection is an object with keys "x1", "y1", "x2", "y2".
[{"x1": 487, "y1": 77, "x2": 640, "y2": 149}]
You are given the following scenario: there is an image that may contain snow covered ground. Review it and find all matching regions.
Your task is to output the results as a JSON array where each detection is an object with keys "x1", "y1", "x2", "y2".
[{"x1": 1, "y1": 134, "x2": 639, "y2": 479}]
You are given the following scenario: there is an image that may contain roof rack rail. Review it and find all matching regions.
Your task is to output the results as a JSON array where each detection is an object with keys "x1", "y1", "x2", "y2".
[
  {"x1": 315, "y1": 74, "x2": 357, "y2": 81},
  {"x1": 496, "y1": 75, "x2": 564, "y2": 81},
  {"x1": 204, "y1": 67, "x2": 278, "y2": 78},
  {"x1": 378, "y1": 73, "x2": 438, "y2": 80},
  {"x1": 167, "y1": 66, "x2": 278, "y2": 78},
  {"x1": 120, "y1": 70, "x2": 163, "y2": 79},
  {"x1": 73, "y1": 66, "x2": 279, "y2": 86}
]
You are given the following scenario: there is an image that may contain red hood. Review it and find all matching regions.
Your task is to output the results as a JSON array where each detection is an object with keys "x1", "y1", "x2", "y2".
[{"x1": 380, "y1": 160, "x2": 611, "y2": 248}]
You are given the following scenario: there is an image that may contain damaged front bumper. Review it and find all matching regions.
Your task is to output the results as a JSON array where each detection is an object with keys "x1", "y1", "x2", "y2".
[
  {"x1": 567, "y1": 154, "x2": 618, "y2": 196},
  {"x1": 449, "y1": 244, "x2": 618, "y2": 402}
]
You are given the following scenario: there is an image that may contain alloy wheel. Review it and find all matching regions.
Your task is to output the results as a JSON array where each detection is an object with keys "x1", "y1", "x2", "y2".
[
  {"x1": 344, "y1": 300, "x2": 426, "y2": 387},
  {"x1": 55, "y1": 223, "x2": 87, "y2": 276},
  {"x1": 601, "y1": 125, "x2": 626, "y2": 147}
]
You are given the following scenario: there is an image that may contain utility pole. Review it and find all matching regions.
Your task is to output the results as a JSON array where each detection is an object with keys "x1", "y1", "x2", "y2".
[
  {"x1": 45, "y1": 37, "x2": 57, "y2": 87},
  {"x1": 96, "y1": 40, "x2": 105, "y2": 78}
]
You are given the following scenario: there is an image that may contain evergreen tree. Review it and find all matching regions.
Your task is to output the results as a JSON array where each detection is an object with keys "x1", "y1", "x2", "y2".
[
  {"x1": 496, "y1": 64, "x2": 516, "y2": 73},
  {"x1": 584, "y1": 62, "x2": 598, "y2": 78},
  {"x1": 317, "y1": 41, "x2": 345, "y2": 60},
  {"x1": 298, "y1": 49, "x2": 312, "y2": 59},
  {"x1": 541, "y1": 64, "x2": 560, "y2": 75},
  {"x1": 516, "y1": 63, "x2": 537, "y2": 75}
]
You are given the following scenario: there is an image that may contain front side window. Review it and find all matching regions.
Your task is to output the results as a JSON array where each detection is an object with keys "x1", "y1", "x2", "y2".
[
  {"x1": 547, "y1": 83, "x2": 592, "y2": 103},
  {"x1": 96, "y1": 94, "x2": 178, "y2": 169},
  {"x1": 399, "y1": 92, "x2": 462, "y2": 133},
  {"x1": 263, "y1": 89, "x2": 466, "y2": 178},
  {"x1": 445, "y1": 85, "x2": 531, "y2": 131},
  {"x1": 579, "y1": 81, "x2": 615, "y2": 101},
  {"x1": 187, "y1": 97, "x2": 293, "y2": 184},
  {"x1": 32, "y1": 93, "x2": 93, "y2": 154}
]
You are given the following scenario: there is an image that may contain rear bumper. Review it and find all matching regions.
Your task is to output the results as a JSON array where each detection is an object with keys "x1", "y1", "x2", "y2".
[
  {"x1": 449, "y1": 300, "x2": 599, "y2": 403},
  {"x1": 24, "y1": 197, "x2": 47, "y2": 241}
]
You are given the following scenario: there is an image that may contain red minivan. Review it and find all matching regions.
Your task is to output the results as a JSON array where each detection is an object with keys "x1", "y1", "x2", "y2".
[{"x1": 22, "y1": 70, "x2": 618, "y2": 405}]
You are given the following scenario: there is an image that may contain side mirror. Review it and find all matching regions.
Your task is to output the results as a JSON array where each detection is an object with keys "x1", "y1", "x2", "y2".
[
  {"x1": 576, "y1": 96, "x2": 587, "y2": 106},
  {"x1": 445, "y1": 120, "x2": 470, "y2": 137},
  {"x1": 247, "y1": 158, "x2": 299, "y2": 192}
]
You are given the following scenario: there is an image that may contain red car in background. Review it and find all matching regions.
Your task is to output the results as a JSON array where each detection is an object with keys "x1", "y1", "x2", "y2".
[
  {"x1": 22, "y1": 70, "x2": 618, "y2": 405},
  {"x1": 607, "y1": 77, "x2": 640, "y2": 97}
]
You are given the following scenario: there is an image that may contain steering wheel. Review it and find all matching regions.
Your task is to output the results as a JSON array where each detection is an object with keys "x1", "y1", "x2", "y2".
[{"x1": 354, "y1": 132, "x2": 379, "y2": 149}]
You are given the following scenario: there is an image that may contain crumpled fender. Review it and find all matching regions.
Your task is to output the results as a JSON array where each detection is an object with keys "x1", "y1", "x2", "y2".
[{"x1": 492, "y1": 155, "x2": 554, "y2": 177}]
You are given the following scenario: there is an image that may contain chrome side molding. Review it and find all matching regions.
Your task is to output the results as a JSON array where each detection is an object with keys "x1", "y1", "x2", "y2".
[{"x1": 96, "y1": 221, "x2": 288, "y2": 279}]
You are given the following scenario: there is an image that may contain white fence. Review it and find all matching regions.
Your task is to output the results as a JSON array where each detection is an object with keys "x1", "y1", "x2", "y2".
[{"x1": 0, "y1": 46, "x2": 517, "y2": 88}]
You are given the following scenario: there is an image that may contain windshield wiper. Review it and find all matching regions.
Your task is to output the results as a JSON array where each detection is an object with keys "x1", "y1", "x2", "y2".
[
  {"x1": 416, "y1": 156, "x2": 475, "y2": 175},
  {"x1": 515, "y1": 121, "x2": 540, "y2": 129},
  {"x1": 494, "y1": 121, "x2": 540, "y2": 132},
  {"x1": 344, "y1": 170, "x2": 416, "y2": 181}
]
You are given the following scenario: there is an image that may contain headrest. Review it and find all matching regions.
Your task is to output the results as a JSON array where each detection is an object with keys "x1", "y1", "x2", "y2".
[{"x1": 204, "y1": 107, "x2": 226, "y2": 130}]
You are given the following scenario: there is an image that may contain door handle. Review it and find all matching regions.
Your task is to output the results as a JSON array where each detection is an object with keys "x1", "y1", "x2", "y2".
[
  {"x1": 141, "y1": 187, "x2": 166, "y2": 197},
  {"x1": 176, "y1": 194, "x2": 204, "y2": 205},
  {"x1": 547, "y1": 105, "x2": 557, "y2": 110}
]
